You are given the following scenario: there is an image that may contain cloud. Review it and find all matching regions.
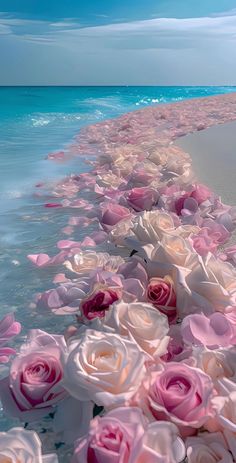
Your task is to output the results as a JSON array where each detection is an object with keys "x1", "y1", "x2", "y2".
[
  {"x1": 50, "y1": 21, "x2": 80, "y2": 28},
  {"x1": 1, "y1": 10, "x2": 236, "y2": 85},
  {"x1": 0, "y1": 23, "x2": 11, "y2": 34},
  {"x1": 212, "y1": 8, "x2": 236, "y2": 17}
]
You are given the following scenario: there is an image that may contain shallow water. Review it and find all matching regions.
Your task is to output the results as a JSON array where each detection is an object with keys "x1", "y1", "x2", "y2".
[{"x1": 0, "y1": 86, "x2": 236, "y2": 446}]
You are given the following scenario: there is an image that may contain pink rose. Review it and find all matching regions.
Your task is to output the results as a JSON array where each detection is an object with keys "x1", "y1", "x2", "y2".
[
  {"x1": 72, "y1": 407, "x2": 185, "y2": 463},
  {"x1": 141, "y1": 362, "x2": 214, "y2": 435},
  {"x1": 181, "y1": 313, "x2": 236, "y2": 349},
  {"x1": 191, "y1": 220, "x2": 230, "y2": 257},
  {"x1": 190, "y1": 184, "x2": 212, "y2": 204},
  {"x1": 147, "y1": 276, "x2": 177, "y2": 323},
  {"x1": 126, "y1": 187, "x2": 159, "y2": 212},
  {"x1": 161, "y1": 325, "x2": 191, "y2": 362},
  {"x1": 100, "y1": 203, "x2": 131, "y2": 230},
  {"x1": 0, "y1": 313, "x2": 21, "y2": 363},
  {"x1": 191, "y1": 228, "x2": 219, "y2": 256},
  {"x1": 37, "y1": 279, "x2": 90, "y2": 315},
  {"x1": 72, "y1": 407, "x2": 146, "y2": 463},
  {"x1": 80, "y1": 285, "x2": 120, "y2": 320},
  {"x1": 202, "y1": 219, "x2": 230, "y2": 245},
  {"x1": 0, "y1": 330, "x2": 67, "y2": 421}
]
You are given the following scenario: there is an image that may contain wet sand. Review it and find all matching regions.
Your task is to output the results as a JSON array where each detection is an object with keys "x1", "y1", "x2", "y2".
[{"x1": 175, "y1": 121, "x2": 236, "y2": 205}]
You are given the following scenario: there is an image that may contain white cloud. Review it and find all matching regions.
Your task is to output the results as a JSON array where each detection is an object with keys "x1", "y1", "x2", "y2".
[
  {"x1": 0, "y1": 23, "x2": 11, "y2": 34},
  {"x1": 50, "y1": 21, "x2": 80, "y2": 28},
  {"x1": 1, "y1": 10, "x2": 236, "y2": 84}
]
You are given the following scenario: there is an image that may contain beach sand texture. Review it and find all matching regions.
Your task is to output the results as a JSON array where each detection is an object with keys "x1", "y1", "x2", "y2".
[{"x1": 175, "y1": 121, "x2": 236, "y2": 205}]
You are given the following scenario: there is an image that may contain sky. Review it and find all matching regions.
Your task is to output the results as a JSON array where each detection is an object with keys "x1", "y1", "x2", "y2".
[{"x1": 1, "y1": 0, "x2": 236, "y2": 85}]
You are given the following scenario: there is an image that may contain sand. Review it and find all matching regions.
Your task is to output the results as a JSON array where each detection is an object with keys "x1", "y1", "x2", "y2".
[{"x1": 175, "y1": 121, "x2": 236, "y2": 205}]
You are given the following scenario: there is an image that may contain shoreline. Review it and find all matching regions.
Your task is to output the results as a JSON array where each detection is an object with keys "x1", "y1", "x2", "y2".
[{"x1": 47, "y1": 91, "x2": 236, "y2": 160}]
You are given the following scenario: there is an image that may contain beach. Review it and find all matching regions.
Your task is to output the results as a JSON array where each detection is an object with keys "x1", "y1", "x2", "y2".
[
  {"x1": 175, "y1": 120, "x2": 236, "y2": 205},
  {"x1": 1, "y1": 89, "x2": 236, "y2": 461}
]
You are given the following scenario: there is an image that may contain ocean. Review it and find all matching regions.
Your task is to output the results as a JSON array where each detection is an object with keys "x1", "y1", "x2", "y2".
[{"x1": 0, "y1": 85, "x2": 236, "y2": 437}]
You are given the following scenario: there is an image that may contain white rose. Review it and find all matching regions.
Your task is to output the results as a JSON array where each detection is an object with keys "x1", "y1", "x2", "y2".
[
  {"x1": 126, "y1": 211, "x2": 175, "y2": 249},
  {"x1": 109, "y1": 218, "x2": 134, "y2": 247},
  {"x1": 186, "y1": 432, "x2": 233, "y2": 463},
  {"x1": 135, "y1": 421, "x2": 186, "y2": 463},
  {"x1": 64, "y1": 251, "x2": 124, "y2": 275},
  {"x1": 63, "y1": 328, "x2": 147, "y2": 408},
  {"x1": 0, "y1": 427, "x2": 58, "y2": 463},
  {"x1": 186, "y1": 254, "x2": 236, "y2": 312},
  {"x1": 141, "y1": 234, "x2": 199, "y2": 274},
  {"x1": 103, "y1": 301, "x2": 170, "y2": 358},
  {"x1": 176, "y1": 224, "x2": 201, "y2": 238},
  {"x1": 96, "y1": 172, "x2": 124, "y2": 188},
  {"x1": 147, "y1": 149, "x2": 167, "y2": 166},
  {"x1": 192, "y1": 347, "x2": 236, "y2": 388}
]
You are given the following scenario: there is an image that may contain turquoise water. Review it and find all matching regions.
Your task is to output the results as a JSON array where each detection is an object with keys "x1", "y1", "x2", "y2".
[{"x1": 0, "y1": 85, "x2": 236, "y2": 330}]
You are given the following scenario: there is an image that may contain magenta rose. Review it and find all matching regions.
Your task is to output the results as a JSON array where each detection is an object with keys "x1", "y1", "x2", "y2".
[
  {"x1": 174, "y1": 193, "x2": 191, "y2": 215},
  {"x1": 126, "y1": 187, "x2": 159, "y2": 212},
  {"x1": 144, "y1": 362, "x2": 214, "y2": 435},
  {"x1": 100, "y1": 203, "x2": 131, "y2": 230},
  {"x1": 80, "y1": 285, "x2": 120, "y2": 320},
  {"x1": 147, "y1": 276, "x2": 177, "y2": 323},
  {"x1": 0, "y1": 330, "x2": 67, "y2": 421}
]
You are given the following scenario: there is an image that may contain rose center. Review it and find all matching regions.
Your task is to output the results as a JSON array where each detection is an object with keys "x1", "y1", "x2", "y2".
[{"x1": 167, "y1": 376, "x2": 191, "y2": 395}]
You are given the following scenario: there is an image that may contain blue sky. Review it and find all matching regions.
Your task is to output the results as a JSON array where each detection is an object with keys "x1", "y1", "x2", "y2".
[{"x1": 1, "y1": 0, "x2": 236, "y2": 85}]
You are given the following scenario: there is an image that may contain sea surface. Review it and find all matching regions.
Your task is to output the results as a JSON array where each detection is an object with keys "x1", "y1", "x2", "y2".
[{"x1": 0, "y1": 85, "x2": 236, "y2": 435}]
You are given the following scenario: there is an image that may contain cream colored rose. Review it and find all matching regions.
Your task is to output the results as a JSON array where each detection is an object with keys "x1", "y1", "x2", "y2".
[
  {"x1": 176, "y1": 224, "x2": 201, "y2": 239},
  {"x1": 113, "y1": 158, "x2": 134, "y2": 176},
  {"x1": 0, "y1": 427, "x2": 58, "y2": 462},
  {"x1": 135, "y1": 211, "x2": 174, "y2": 241},
  {"x1": 186, "y1": 254, "x2": 236, "y2": 312},
  {"x1": 143, "y1": 233, "x2": 198, "y2": 269},
  {"x1": 109, "y1": 218, "x2": 134, "y2": 247},
  {"x1": 135, "y1": 421, "x2": 186, "y2": 463},
  {"x1": 63, "y1": 329, "x2": 147, "y2": 408},
  {"x1": 186, "y1": 432, "x2": 234, "y2": 463},
  {"x1": 147, "y1": 149, "x2": 167, "y2": 166},
  {"x1": 208, "y1": 391, "x2": 236, "y2": 460},
  {"x1": 103, "y1": 302, "x2": 170, "y2": 358},
  {"x1": 64, "y1": 251, "x2": 124, "y2": 275},
  {"x1": 140, "y1": 160, "x2": 161, "y2": 176},
  {"x1": 192, "y1": 347, "x2": 236, "y2": 387},
  {"x1": 96, "y1": 172, "x2": 124, "y2": 189}
]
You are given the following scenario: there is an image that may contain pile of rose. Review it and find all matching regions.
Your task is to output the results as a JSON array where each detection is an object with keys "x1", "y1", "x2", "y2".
[{"x1": 2, "y1": 113, "x2": 236, "y2": 462}]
